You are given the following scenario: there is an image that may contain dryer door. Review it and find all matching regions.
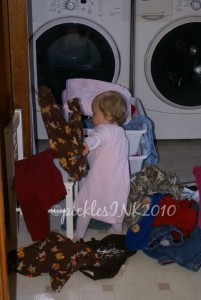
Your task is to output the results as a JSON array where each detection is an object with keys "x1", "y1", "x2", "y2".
[
  {"x1": 145, "y1": 16, "x2": 201, "y2": 109},
  {"x1": 30, "y1": 17, "x2": 120, "y2": 105}
]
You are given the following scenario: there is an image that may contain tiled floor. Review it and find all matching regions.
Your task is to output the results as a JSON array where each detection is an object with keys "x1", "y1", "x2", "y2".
[
  {"x1": 7, "y1": 139, "x2": 201, "y2": 300},
  {"x1": 155, "y1": 139, "x2": 201, "y2": 183}
]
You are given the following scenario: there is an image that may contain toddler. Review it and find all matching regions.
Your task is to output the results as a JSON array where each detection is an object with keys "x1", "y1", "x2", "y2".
[{"x1": 74, "y1": 90, "x2": 130, "y2": 239}]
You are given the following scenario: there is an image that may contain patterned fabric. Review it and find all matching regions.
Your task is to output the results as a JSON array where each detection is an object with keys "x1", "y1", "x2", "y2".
[
  {"x1": 38, "y1": 86, "x2": 86, "y2": 181},
  {"x1": 14, "y1": 232, "x2": 98, "y2": 292},
  {"x1": 79, "y1": 234, "x2": 136, "y2": 280},
  {"x1": 125, "y1": 165, "x2": 183, "y2": 227},
  {"x1": 7, "y1": 233, "x2": 135, "y2": 289}
]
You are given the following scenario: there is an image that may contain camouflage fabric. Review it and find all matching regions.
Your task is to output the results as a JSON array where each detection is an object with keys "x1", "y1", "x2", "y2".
[
  {"x1": 38, "y1": 86, "x2": 86, "y2": 181},
  {"x1": 125, "y1": 165, "x2": 183, "y2": 227}
]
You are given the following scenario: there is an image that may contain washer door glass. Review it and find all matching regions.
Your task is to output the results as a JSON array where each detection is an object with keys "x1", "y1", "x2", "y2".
[
  {"x1": 145, "y1": 17, "x2": 201, "y2": 108},
  {"x1": 31, "y1": 19, "x2": 120, "y2": 105}
]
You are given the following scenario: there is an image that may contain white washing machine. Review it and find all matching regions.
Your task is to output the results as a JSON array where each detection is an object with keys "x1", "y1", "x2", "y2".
[
  {"x1": 28, "y1": 0, "x2": 131, "y2": 139},
  {"x1": 132, "y1": 0, "x2": 201, "y2": 139}
]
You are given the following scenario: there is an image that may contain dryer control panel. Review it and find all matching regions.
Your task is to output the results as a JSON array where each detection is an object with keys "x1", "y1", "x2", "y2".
[
  {"x1": 174, "y1": 0, "x2": 201, "y2": 14},
  {"x1": 31, "y1": 0, "x2": 131, "y2": 22},
  {"x1": 136, "y1": 0, "x2": 201, "y2": 22}
]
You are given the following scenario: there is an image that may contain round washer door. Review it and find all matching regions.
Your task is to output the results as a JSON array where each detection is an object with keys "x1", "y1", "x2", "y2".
[
  {"x1": 30, "y1": 17, "x2": 120, "y2": 105},
  {"x1": 145, "y1": 16, "x2": 201, "y2": 109}
]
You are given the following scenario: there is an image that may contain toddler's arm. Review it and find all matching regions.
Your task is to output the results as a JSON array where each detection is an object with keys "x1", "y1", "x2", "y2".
[
  {"x1": 85, "y1": 125, "x2": 110, "y2": 151},
  {"x1": 82, "y1": 141, "x2": 89, "y2": 156}
]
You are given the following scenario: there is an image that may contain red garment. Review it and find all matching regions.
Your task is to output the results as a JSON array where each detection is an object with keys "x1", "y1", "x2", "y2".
[
  {"x1": 193, "y1": 166, "x2": 201, "y2": 228},
  {"x1": 152, "y1": 195, "x2": 197, "y2": 237},
  {"x1": 14, "y1": 149, "x2": 66, "y2": 241}
]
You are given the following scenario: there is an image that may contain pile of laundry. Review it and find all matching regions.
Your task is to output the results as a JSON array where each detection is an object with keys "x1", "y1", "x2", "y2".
[
  {"x1": 10, "y1": 165, "x2": 201, "y2": 292},
  {"x1": 125, "y1": 165, "x2": 201, "y2": 272}
]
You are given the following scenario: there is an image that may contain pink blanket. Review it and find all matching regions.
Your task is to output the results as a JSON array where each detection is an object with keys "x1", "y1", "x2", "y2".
[
  {"x1": 193, "y1": 166, "x2": 201, "y2": 228},
  {"x1": 62, "y1": 78, "x2": 132, "y2": 125}
]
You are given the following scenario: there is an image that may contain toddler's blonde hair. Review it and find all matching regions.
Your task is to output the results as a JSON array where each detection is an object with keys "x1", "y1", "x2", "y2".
[{"x1": 92, "y1": 90, "x2": 127, "y2": 125}]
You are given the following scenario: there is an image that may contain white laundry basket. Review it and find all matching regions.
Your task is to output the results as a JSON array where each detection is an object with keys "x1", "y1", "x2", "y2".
[
  {"x1": 129, "y1": 136, "x2": 147, "y2": 175},
  {"x1": 126, "y1": 97, "x2": 147, "y2": 155}
]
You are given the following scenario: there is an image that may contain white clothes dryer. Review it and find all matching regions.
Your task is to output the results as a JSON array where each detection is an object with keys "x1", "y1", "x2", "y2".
[
  {"x1": 132, "y1": 0, "x2": 201, "y2": 139},
  {"x1": 28, "y1": 0, "x2": 131, "y2": 139}
]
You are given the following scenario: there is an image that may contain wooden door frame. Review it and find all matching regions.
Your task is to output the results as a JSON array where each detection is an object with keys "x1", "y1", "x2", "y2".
[
  {"x1": 0, "y1": 0, "x2": 30, "y2": 298},
  {"x1": 8, "y1": 0, "x2": 31, "y2": 157},
  {"x1": 0, "y1": 145, "x2": 9, "y2": 300}
]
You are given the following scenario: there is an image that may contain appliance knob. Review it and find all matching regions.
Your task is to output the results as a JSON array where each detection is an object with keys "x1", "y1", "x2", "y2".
[
  {"x1": 191, "y1": 0, "x2": 201, "y2": 10},
  {"x1": 65, "y1": 1, "x2": 75, "y2": 10}
]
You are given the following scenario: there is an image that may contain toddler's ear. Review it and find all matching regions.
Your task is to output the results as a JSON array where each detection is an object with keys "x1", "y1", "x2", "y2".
[{"x1": 105, "y1": 111, "x2": 112, "y2": 121}]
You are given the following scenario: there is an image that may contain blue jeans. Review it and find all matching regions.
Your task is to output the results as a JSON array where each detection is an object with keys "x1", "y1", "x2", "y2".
[
  {"x1": 143, "y1": 204, "x2": 201, "y2": 271},
  {"x1": 146, "y1": 224, "x2": 184, "y2": 249}
]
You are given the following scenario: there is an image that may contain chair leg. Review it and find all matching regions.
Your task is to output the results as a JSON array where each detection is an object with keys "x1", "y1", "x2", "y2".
[
  {"x1": 74, "y1": 181, "x2": 79, "y2": 197},
  {"x1": 9, "y1": 191, "x2": 18, "y2": 238},
  {"x1": 64, "y1": 182, "x2": 74, "y2": 240}
]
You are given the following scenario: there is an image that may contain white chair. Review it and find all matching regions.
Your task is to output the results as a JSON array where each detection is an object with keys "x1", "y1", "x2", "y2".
[{"x1": 4, "y1": 109, "x2": 77, "y2": 240}]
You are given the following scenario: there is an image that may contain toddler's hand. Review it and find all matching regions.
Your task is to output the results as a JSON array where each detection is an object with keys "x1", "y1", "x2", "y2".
[{"x1": 82, "y1": 142, "x2": 89, "y2": 156}]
